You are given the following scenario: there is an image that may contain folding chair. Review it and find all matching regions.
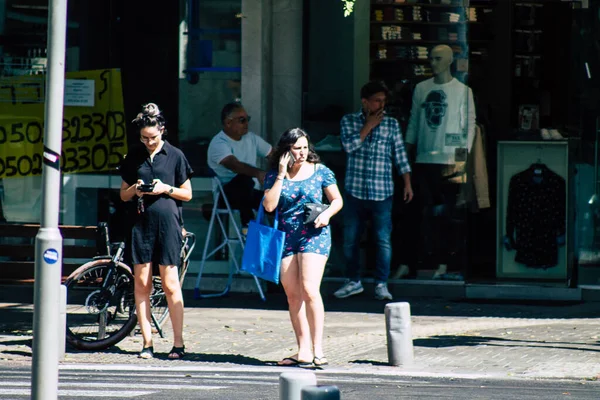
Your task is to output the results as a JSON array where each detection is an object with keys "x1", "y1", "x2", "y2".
[{"x1": 193, "y1": 176, "x2": 266, "y2": 301}]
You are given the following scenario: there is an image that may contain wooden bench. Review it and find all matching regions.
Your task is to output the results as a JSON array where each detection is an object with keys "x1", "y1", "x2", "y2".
[{"x1": 0, "y1": 222, "x2": 110, "y2": 283}]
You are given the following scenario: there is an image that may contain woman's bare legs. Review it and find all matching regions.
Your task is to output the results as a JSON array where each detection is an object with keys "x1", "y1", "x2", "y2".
[
  {"x1": 133, "y1": 263, "x2": 153, "y2": 348},
  {"x1": 279, "y1": 254, "x2": 312, "y2": 362},
  {"x1": 159, "y1": 264, "x2": 185, "y2": 348},
  {"x1": 298, "y1": 253, "x2": 327, "y2": 359}
]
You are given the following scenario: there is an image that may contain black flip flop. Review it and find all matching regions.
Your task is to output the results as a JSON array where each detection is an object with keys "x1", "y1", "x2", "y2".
[{"x1": 277, "y1": 357, "x2": 313, "y2": 367}]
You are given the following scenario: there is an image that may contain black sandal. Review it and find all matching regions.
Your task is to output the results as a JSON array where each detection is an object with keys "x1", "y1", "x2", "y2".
[
  {"x1": 167, "y1": 346, "x2": 185, "y2": 360},
  {"x1": 138, "y1": 346, "x2": 154, "y2": 359}
]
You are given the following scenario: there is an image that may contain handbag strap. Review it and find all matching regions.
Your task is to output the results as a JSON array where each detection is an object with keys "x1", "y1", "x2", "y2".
[{"x1": 256, "y1": 197, "x2": 279, "y2": 229}]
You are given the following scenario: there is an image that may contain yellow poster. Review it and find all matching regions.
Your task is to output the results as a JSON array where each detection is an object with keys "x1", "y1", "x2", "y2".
[{"x1": 0, "y1": 69, "x2": 127, "y2": 179}]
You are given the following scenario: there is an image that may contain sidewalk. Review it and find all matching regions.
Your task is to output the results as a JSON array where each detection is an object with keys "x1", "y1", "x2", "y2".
[{"x1": 0, "y1": 289, "x2": 599, "y2": 381}]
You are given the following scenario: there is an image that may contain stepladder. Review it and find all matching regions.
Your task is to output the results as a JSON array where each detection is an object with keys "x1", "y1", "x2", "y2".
[{"x1": 193, "y1": 176, "x2": 266, "y2": 301}]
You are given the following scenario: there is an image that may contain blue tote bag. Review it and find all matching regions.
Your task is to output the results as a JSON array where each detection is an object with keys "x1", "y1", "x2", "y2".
[{"x1": 241, "y1": 201, "x2": 285, "y2": 284}]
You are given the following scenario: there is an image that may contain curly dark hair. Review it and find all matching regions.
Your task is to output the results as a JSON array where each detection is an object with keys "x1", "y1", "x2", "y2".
[{"x1": 268, "y1": 127, "x2": 321, "y2": 170}]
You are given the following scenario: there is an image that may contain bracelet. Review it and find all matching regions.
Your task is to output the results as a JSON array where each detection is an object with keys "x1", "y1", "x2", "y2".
[{"x1": 276, "y1": 175, "x2": 285, "y2": 181}]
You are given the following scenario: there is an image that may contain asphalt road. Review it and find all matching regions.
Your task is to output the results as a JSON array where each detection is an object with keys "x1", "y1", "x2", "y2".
[{"x1": 2, "y1": 364, "x2": 599, "y2": 399}]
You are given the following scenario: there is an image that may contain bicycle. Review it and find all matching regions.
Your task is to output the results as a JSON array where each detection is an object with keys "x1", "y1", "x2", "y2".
[{"x1": 63, "y1": 227, "x2": 196, "y2": 351}]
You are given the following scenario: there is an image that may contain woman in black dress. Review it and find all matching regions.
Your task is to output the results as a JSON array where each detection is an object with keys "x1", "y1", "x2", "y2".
[{"x1": 119, "y1": 103, "x2": 193, "y2": 359}]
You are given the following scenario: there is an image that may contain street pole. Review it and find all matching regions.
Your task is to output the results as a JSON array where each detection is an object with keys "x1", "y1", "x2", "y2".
[{"x1": 30, "y1": 0, "x2": 68, "y2": 398}]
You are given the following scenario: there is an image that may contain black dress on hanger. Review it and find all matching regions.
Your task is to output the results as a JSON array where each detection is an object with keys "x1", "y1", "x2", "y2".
[{"x1": 505, "y1": 163, "x2": 566, "y2": 268}]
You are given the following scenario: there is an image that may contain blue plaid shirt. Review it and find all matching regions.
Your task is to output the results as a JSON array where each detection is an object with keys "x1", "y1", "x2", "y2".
[{"x1": 340, "y1": 110, "x2": 411, "y2": 201}]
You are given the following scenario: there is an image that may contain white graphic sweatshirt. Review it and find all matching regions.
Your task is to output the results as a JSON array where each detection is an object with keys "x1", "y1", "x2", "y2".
[{"x1": 405, "y1": 77, "x2": 476, "y2": 165}]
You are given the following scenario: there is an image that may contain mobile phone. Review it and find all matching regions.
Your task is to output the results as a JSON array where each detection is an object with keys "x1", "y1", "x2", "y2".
[
  {"x1": 139, "y1": 183, "x2": 155, "y2": 192},
  {"x1": 287, "y1": 152, "x2": 296, "y2": 169}
]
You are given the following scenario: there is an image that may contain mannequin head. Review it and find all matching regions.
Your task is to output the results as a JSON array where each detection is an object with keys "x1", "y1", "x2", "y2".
[{"x1": 429, "y1": 45, "x2": 454, "y2": 78}]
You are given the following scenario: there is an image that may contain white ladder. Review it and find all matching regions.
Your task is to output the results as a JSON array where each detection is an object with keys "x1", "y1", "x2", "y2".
[{"x1": 193, "y1": 177, "x2": 266, "y2": 301}]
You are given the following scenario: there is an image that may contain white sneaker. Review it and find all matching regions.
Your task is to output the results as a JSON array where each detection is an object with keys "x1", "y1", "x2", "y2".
[
  {"x1": 374, "y1": 283, "x2": 393, "y2": 300},
  {"x1": 333, "y1": 280, "x2": 363, "y2": 298}
]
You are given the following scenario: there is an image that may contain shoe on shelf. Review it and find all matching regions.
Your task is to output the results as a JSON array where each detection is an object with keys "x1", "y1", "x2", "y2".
[
  {"x1": 438, "y1": 272, "x2": 464, "y2": 281},
  {"x1": 432, "y1": 264, "x2": 448, "y2": 280},
  {"x1": 333, "y1": 280, "x2": 363, "y2": 298},
  {"x1": 391, "y1": 264, "x2": 410, "y2": 280},
  {"x1": 374, "y1": 283, "x2": 393, "y2": 300},
  {"x1": 549, "y1": 129, "x2": 564, "y2": 140},
  {"x1": 540, "y1": 128, "x2": 552, "y2": 140}
]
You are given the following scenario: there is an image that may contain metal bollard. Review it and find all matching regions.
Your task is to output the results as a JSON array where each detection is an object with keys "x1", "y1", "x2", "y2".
[
  {"x1": 301, "y1": 385, "x2": 341, "y2": 400},
  {"x1": 58, "y1": 284, "x2": 67, "y2": 361},
  {"x1": 385, "y1": 302, "x2": 414, "y2": 366},
  {"x1": 279, "y1": 371, "x2": 317, "y2": 400}
]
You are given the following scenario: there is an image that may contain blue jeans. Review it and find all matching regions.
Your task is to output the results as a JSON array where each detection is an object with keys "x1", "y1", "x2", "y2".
[{"x1": 342, "y1": 193, "x2": 393, "y2": 284}]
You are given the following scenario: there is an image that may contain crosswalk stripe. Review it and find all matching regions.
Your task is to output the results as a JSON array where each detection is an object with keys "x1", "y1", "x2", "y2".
[
  {"x1": 3, "y1": 381, "x2": 229, "y2": 390},
  {"x1": 59, "y1": 363, "x2": 492, "y2": 380},
  {"x1": 2, "y1": 389, "x2": 154, "y2": 397}
]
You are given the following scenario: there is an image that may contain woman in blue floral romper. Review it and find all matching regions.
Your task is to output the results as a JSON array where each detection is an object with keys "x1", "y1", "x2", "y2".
[{"x1": 263, "y1": 128, "x2": 343, "y2": 368}]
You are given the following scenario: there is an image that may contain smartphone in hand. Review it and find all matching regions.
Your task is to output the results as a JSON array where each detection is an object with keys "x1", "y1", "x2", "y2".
[
  {"x1": 287, "y1": 152, "x2": 296, "y2": 169},
  {"x1": 139, "y1": 183, "x2": 155, "y2": 192}
]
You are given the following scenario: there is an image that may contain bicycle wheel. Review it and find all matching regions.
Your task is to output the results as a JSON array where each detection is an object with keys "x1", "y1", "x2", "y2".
[
  {"x1": 150, "y1": 277, "x2": 170, "y2": 327},
  {"x1": 64, "y1": 259, "x2": 137, "y2": 351}
]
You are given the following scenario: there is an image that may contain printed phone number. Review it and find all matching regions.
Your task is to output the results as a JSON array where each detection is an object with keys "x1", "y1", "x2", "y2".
[
  {"x1": 0, "y1": 142, "x2": 125, "y2": 178},
  {"x1": 0, "y1": 111, "x2": 126, "y2": 145}
]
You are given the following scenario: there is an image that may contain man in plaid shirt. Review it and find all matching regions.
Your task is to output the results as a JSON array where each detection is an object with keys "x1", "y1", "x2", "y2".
[{"x1": 334, "y1": 81, "x2": 413, "y2": 301}]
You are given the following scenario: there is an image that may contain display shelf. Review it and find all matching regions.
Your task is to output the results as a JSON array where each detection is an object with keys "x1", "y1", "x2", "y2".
[
  {"x1": 370, "y1": 21, "x2": 481, "y2": 25},
  {"x1": 509, "y1": 0, "x2": 573, "y2": 131},
  {"x1": 371, "y1": 58, "x2": 433, "y2": 63},
  {"x1": 369, "y1": 0, "x2": 497, "y2": 125},
  {"x1": 370, "y1": 39, "x2": 489, "y2": 44},
  {"x1": 371, "y1": 4, "x2": 494, "y2": 8}
]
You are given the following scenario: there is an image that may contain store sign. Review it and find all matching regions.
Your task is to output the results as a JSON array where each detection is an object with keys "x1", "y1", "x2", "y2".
[
  {"x1": 64, "y1": 79, "x2": 95, "y2": 107},
  {"x1": 0, "y1": 69, "x2": 127, "y2": 179}
]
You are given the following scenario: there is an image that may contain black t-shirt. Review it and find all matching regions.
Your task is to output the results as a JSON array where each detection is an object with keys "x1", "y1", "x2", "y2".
[{"x1": 119, "y1": 140, "x2": 194, "y2": 265}]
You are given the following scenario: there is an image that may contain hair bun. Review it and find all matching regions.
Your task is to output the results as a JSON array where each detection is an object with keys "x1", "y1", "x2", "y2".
[{"x1": 142, "y1": 103, "x2": 161, "y2": 117}]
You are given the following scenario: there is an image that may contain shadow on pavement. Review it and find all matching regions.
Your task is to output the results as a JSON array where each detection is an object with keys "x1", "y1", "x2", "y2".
[
  {"x1": 180, "y1": 352, "x2": 265, "y2": 366},
  {"x1": 0, "y1": 308, "x2": 33, "y2": 334},
  {"x1": 65, "y1": 346, "x2": 135, "y2": 356},
  {"x1": 414, "y1": 335, "x2": 600, "y2": 352},
  {"x1": 0, "y1": 287, "x2": 598, "y2": 334},
  {"x1": 349, "y1": 360, "x2": 389, "y2": 366},
  {"x1": 184, "y1": 290, "x2": 600, "y2": 320}
]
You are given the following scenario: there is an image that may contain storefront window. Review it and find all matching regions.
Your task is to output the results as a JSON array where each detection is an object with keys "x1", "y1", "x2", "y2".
[
  {"x1": 176, "y1": 0, "x2": 243, "y2": 276},
  {"x1": 0, "y1": 1, "x2": 127, "y2": 235},
  {"x1": 178, "y1": 0, "x2": 242, "y2": 177},
  {"x1": 302, "y1": 0, "x2": 491, "y2": 281}
]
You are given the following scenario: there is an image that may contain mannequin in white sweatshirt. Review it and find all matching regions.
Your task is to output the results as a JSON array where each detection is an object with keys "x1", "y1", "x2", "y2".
[{"x1": 398, "y1": 44, "x2": 475, "y2": 280}]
